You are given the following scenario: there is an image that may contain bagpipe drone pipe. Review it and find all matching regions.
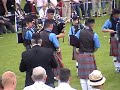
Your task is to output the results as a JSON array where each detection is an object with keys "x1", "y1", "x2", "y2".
[
  {"x1": 117, "y1": 20, "x2": 120, "y2": 42},
  {"x1": 15, "y1": 3, "x2": 41, "y2": 43}
]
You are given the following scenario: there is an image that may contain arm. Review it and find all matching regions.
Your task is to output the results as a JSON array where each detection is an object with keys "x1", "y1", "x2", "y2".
[
  {"x1": 56, "y1": 28, "x2": 66, "y2": 38},
  {"x1": 49, "y1": 33, "x2": 60, "y2": 49},
  {"x1": 102, "y1": 20, "x2": 116, "y2": 33},
  {"x1": 75, "y1": 30, "x2": 80, "y2": 39},
  {"x1": 2, "y1": 0, "x2": 8, "y2": 15},
  {"x1": 25, "y1": 30, "x2": 33, "y2": 40},
  {"x1": 19, "y1": 52, "x2": 27, "y2": 72},
  {"x1": 94, "y1": 33, "x2": 100, "y2": 52}
]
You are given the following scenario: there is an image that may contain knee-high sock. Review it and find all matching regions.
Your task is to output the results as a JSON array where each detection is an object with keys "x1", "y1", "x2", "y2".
[
  {"x1": 80, "y1": 79, "x2": 92, "y2": 90},
  {"x1": 113, "y1": 56, "x2": 120, "y2": 69}
]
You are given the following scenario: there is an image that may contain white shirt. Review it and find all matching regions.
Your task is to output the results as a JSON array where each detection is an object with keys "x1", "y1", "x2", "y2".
[
  {"x1": 36, "y1": 0, "x2": 48, "y2": 7},
  {"x1": 23, "y1": 81, "x2": 54, "y2": 90},
  {"x1": 15, "y1": 0, "x2": 21, "y2": 4},
  {"x1": 27, "y1": 0, "x2": 32, "y2": 1},
  {"x1": 55, "y1": 82, "x2": 77, "y2": 90},
  {"x1": 63, "y1": 0, "x2": 70, "y2": 1},
  {"x1": 50, "y1": 0, "x2": 58, "y2": 6},
  {"x1": 91, "y1": 88, "x2": 100, "y2": 90}
]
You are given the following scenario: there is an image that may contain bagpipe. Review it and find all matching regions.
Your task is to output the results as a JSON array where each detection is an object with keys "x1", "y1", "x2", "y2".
[{"x1": 15, "y1": 3, "x2": 39, "y2": 43}]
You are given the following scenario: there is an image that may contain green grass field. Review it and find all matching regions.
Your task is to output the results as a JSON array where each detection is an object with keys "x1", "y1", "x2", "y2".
[{"x1": 0, "y1": 15, "x2": 120, "y2": 90}]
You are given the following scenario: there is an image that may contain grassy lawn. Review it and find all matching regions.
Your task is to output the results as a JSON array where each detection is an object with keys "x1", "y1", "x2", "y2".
[{"x1": 0, "y1": 14, "x2": 120, "y2": 90}]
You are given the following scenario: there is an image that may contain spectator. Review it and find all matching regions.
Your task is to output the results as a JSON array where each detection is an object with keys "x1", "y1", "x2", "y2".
[
  {"x1": 2, "y1": 71, "x2": 17, "y2": 90},
  {"x1": 92, "y1": 0, "x2": 101, "y2": 17},
  {"x1": 0, "y1": 0, "x2": 7, "y2": 16},
  {"x1": 55, "y1": 68, "x2": 76, "y2": 90},
  {"x1": 23, "y1": 66, "x2": 54, "y2": 90},
  {"x1": 72, "y1": 0, "x2": 85, "y2": 19},
  {"x1": 84, "y1": 0, "x2": 92, "y2": 18},
  {"x1": 101, "y1": 0, "x2": 107, "y2": 16},
  {"x1": 33, "y1": 0, "x2": 48, "y2": 18},
  {"x1": 24, "y1": 0, "x2": 37, "y2": 14},
  {"x1": 19, "y1": 33, "x2": 58, "y2": 87},
  {"x1": 0, "y1": 77, "x2": 3, "y2": 90},
  {"x1": 88, "y1": 70, "x2": 106, "y2": 90},
  {"x1": 62, "y1": 0, "x2": 71, "y2": 22},
  {"x1": 108, "y1": 0, "x2": 113, "y2": 15},
  {"x1": 0, "y1": 17, "x2": 15, "y2": 35}
]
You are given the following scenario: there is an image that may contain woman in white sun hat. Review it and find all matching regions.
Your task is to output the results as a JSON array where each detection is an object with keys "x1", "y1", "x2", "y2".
[{"x1": 88, "y1": 70, "x2": 106, "y2": 90}]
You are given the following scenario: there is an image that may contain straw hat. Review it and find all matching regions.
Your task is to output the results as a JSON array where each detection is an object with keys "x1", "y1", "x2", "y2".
[{"x1": 88, "y1": 70, "x2": 106, "y2": 86}]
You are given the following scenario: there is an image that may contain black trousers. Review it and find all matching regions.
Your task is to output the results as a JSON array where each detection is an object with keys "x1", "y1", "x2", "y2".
[{"x1": 0, "y1": 20, "x2": 15, "y2": 34}]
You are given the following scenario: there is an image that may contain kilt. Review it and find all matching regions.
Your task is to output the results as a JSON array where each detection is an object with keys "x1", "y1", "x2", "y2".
[
  {"x1": 117, "y1": 43, "x2": 120, "y2": 62},
  {"x1": 53, "y1": 51, "x2": 64, "y2": 77},
  {"x1": 77, "y1": 53, "x2": 97, "y2": 79},
  {"x1": 110, "y1": 37, "x2": 118, "y2": 56},
  {"x1": 72, "y1": 47, "x2": 79, "y2": 60}
]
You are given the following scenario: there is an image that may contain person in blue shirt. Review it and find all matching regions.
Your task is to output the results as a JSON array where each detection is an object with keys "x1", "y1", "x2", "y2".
[
  {"x1": 40, "y1": 19, "x2": 63, "y2": 79},
  {"x1": 102, "y1": 8, "x2": 120, "y2": 72},
  {"x1": 22, "y1": 16, "x2": 35, "y2": 49},
  {"x1": 75, "y1": 18, "x2": 100, "y2": 90},
  {"x1": 68, "y1": 15, "x2": 84, "y2": 76},
  {"x1": 40, "y1": 19, "x2": 60, "y2": 51}
]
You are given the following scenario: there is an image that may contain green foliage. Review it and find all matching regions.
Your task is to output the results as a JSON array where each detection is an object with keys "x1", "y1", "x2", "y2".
[{"x1": 0, "y1": 15, "x2": 120, "y2": 90}]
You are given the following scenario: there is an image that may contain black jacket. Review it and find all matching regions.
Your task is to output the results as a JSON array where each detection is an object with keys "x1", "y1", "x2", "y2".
[{"x1": 19, "y1": 45, "x2": 58, "y2": 87}]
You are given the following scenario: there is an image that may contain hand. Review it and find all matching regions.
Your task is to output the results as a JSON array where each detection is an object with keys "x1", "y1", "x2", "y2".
[
  {"x1": 5, "y1": 11, "x2": 8, "y2": 15},
  {"x1": 62, "y1": 29, "x2": 66, "y2": 33},
  {"x1": 0, "y1": 20, "x2": 4, "y2": 24},
  {"x1": 109, "y1": 30, "x2": 116, "y2": 33},
  {"x1": 76, "y1": 48, "x2": 79, "y2": 54},
  {"x1": 56, "y1": 48, "x2": 61, "y2": 53}
]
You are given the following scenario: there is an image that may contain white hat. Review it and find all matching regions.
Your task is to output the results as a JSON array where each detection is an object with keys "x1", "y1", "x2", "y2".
[{"x1": 88, "y1": 70, "x2": 106, "y2": 86}]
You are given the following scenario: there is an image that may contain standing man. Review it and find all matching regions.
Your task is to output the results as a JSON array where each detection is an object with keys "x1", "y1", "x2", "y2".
[
  {"x1": 102, "y1": 9, "x2": 120, "y2": 72},
  {"x1": 68, "y1": 15, "x2": 84, "y2": 75},
  {"x1": 92, "y1": 0, "x2": 101, "y2": 17},
  {"x1": 108, "y1": 0, "x2": 113, "y2": 15},
  {"x1": 45, "y1": 8, "x2": 66, "y2": 59},
  {"x1": 19, "y1": 33, "x2": 58, "y2": 87},
  {"x1": 40, "y1": 19, "x2": 63, "y2": 77},
  {"x1": 46, "y1": 8, "x2": 66, "y2": 38},
  {"x1": 75, "y1": 18, "x2": 100, "y2": 90},
  {"x1": 0, "y1": 0, "x2": 7, "y2": 16},
  {"x1": 33, "y1": 0, "x2": 48, "y2": 18},
  {"x1": 62, "y1": 0, "x2": 71, "y2": 22}
]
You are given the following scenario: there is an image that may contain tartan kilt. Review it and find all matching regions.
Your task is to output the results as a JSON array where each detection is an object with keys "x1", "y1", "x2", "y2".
[
  {"x1": 72, "y1": 47, "x2": 79, "y2": 60},
  {"x1": 77, "y1": 53, "x2": 97, "y2": 79},
  {"x1": 117, "y1": 43, "x2": 120, "y2": 62},
  {"x1": 53, "y1": 51, "x2": 64, "y2": 77},
  {"x1": 110, "y1": 37, "x2": 118, "y2": 56}
]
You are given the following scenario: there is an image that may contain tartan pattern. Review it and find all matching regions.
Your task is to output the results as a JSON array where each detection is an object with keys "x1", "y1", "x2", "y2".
[
  {"x1": 117, "y1": 43, "x2": 120, "y2": 62},
  {"x1": 72, "y1": 47, "x2": 79, "y2": 60},
  {"x1": 53, "y1": 51, "x2": 64, "y2": 77},
  {"x1": 110, "y1": 37, "x2": 118, "y2": 56},
  {"x1": 77, "y1": 53, "x2": 97, "y2": 79}
]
